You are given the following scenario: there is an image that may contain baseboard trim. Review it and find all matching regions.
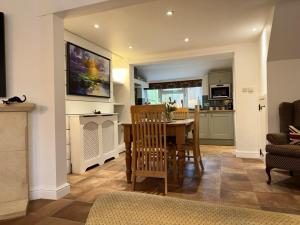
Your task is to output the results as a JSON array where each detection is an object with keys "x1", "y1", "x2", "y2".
[
  {"x1": 116, "y1": 143, "x2": 125, "y2": 153},
  {"x1": 30, "y1": 183, "x2": 70, "y2": 200},
  {"x1": 235, "y1": 150, "x2": 260, "y2": 159}
]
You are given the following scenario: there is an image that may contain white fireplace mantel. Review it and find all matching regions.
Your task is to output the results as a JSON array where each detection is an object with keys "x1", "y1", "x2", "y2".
[{"x1": 0, "y1": 103, "x2": 35, "y2": 220}]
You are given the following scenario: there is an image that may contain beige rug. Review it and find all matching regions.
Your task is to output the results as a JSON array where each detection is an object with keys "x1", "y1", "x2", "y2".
[{"x1": 86, "y1": 191, "x2": 300, "y2": 225}]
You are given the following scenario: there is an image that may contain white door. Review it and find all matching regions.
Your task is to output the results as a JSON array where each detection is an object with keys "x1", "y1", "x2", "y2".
[{"x1": 258, "y1": 96, "x2": 268, "y2": 157}]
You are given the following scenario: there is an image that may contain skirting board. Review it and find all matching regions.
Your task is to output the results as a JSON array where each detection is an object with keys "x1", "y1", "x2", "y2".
[
  {"x1": 235, "y1": 150, "x2": 260, "y2": 158},
  {"x1": 30, "y1": 183, "x2": 70, "y2": 200},
  {"x1": 116, "y1": 143, "x2": 125, "y2": 153}
]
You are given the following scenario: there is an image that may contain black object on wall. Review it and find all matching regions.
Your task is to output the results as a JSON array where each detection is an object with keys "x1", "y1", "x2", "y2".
[{"x1": 0, "y1": 12, "x2": 6, "y2": 97}]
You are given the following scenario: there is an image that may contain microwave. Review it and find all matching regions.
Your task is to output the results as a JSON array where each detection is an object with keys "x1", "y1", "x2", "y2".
[{"x1": 210, "y1": 84, "x2": 231, "y2": 99}]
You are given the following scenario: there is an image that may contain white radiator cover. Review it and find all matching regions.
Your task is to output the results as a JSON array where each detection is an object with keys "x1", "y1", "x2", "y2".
[{"x1": 69, "y1": 114, "x2": 119, "y2": 174}]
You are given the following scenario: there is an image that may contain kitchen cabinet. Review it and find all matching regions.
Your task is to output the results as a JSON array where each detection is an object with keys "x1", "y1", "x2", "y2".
[
  {"x1": 209, "y1": 113, "x2": 234, "y2": 139},
  {"x1": 208, "y1": 70, "x2": 232, "y2": 85},
  {"x1": 199, "y1": 112, "x2": 234, "y2": 140},
  {"x1": 200, "y1": 113, "x2": 210, "y2": 138}
]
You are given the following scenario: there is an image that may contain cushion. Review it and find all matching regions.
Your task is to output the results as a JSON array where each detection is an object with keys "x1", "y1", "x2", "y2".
[
  {"x1": 289, "y1": 125, "x2": 300, "y2": 145},
  {"x1": 266, "y1": 144, "x2": 300, "y2": 158}
]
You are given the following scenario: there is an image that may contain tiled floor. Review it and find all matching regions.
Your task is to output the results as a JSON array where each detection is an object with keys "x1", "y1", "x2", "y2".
[{"x1": 2, "y1": 145, "x2": 300, "y2": 225}]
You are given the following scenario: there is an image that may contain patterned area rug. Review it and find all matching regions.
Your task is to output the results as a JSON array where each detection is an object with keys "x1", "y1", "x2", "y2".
[{"x1": 86, "y1": 191, "x2": 300, "y2": 225}]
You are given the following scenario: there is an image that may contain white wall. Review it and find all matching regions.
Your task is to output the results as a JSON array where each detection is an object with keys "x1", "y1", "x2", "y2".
[
  {"x1": 267, "y1": 59, "x2": 300, "y2": 133},
  {"x1": 259, "y1": 8, "x2": 274, "y2": 97}
]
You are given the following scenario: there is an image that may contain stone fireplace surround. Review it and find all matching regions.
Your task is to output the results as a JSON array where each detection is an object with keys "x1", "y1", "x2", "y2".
[{"x1": 0, "y1": 103, "x2": 35, "y2": 220}]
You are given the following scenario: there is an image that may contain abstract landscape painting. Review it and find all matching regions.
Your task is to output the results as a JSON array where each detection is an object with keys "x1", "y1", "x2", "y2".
[{"x1": 67, "y1": 42, "x2": 110, "y2": 98}]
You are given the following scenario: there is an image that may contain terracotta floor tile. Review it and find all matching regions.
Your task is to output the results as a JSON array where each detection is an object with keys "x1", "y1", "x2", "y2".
[
  {"x1": 260, "y1": 206, "x2": 300, "y2": 215},
  {"x1": 75, "y1": 188, "x2": 117, "y2": 203},
  {"x1": 242, "y1": 158, "x2": 263, "y2": 164},
  {"x1": 52, "y1": 201, "x2": 92, "y2": 223},
  {"x1": 197, "y1": 174, "x2": 221, "y2": 191},
  {"x1": 197, "y1": 188, "x2": 220, "y2": 203},
  {"x1": 252, "y1": 182, "x2": 292, "y2": 193},
  {"x1": 36, "y1": 217, "x2": 84, "y2": 225},
  {"x1": 221, "y1": 167, "x2": 247, "y2": 174},
  {"x1": 64, "y1": 186, "x2": 86, "y2": 200},
  {"x1": 67, "y1": 175, "x2": 87, "y2": 185},
  {"x1": 6, "y1": 214, "x2": 41, "y2": 225},
  {"x1": 256, "y1": 192, "x2": 300, "y2": 209},
  {"x1": 27, "y1": 199, "x2": 55, "y2": 213},
  {"x1": 222, "y1": 173, "x2": 250, "y2": 182},
  {"x1": 222, "y1": 202, "x2": 261, "y2": 210},
  {"x1": 92, "y1": 169, "x2": 125, "y2": 179},
  {"x1": 221, "y1": 179, "x2": 253, "y2": 192},
  {"x1": 73, "y1": 176, "x2": 109, "y2": 192},
  {"x1": 222, "y1": 161, "x2": 244, "y2": 170},
  {"x1": 221, "y1": 190, "x2": 259, "y2": 206},
  {"x1": 202, "y1": 160, "x2": 221, "y2": 172}
]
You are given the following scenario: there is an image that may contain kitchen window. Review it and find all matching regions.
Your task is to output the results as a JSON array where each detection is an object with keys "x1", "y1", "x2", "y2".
[{"x1": 145, "y1": 87, "x2": 202, "y2": 109}]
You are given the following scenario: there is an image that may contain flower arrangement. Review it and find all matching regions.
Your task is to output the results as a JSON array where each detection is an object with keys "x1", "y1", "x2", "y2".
[{"x1": 165, "y1": 97, "x2": 177, "y2": 121}]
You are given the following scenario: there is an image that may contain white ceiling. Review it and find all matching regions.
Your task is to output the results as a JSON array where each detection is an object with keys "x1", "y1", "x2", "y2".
[
  {"x1": 64, "y1": 0, "x2": 274, "y2": 60},
  {"x1": 136, "y1": 53, "x2": 233, "y2": 82}
]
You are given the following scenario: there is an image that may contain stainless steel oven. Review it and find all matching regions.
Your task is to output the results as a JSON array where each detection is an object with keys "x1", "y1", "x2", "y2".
[{"x1": 210, "y1": 84, "x2": 231, "y2": 99}]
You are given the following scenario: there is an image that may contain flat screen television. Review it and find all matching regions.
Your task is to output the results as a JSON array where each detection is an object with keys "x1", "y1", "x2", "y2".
[
  {"x1": 0, "y1": 12, "x2": 6, "y2": 97},
  {"x1": 66, "y1": 42, "x2": 111, "y2": 98}
]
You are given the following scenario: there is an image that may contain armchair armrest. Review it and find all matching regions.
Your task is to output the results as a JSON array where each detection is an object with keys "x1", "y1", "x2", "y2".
[{"x1": 266, "y1": 133, "x2": 289, "y2": 145}]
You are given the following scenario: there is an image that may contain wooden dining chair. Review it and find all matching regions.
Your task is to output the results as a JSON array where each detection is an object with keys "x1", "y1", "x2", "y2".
[
  {"x1": 186, "y1": 106, "x2": 204, "y2": 175},
  {"x1": 131, "y1": 104, "x2": 168, "y2": 194},
  {"x1": 172, "y1": 108, "x2": 189, "y2": 120}
]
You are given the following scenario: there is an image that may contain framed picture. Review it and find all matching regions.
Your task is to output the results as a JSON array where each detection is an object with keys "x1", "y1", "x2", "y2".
[{"x1": 66, "y1": 42, "x2": 111, "y2": 98}]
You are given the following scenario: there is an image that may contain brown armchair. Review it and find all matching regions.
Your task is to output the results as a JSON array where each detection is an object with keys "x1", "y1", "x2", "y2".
[{"x1": 265, "y1": 100, "x2": 300, "y2": 184}]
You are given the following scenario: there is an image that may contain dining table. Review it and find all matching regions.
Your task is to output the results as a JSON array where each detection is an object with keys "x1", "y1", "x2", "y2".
[{"x1": 122, "y1": 119, "x2": 194, "y2": 185}]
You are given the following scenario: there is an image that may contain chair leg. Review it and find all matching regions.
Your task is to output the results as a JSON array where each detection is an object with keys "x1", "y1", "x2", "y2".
[
  {"x1": 187, "y1": 149, "x2": 191, "y2": 161},
  {"x1": 193, "y1": 159, "x2": 201, "y2": 176},
  {"x1": 199, "y1": 158, "x2": 204, "y2": 171},
  {"x1": 132, "y1": 174, "x2": 136, "y2": 191},
  {"x1": 266, "y1": 167, "x2": 272, "y2": 185},
  {"x1": 192, "y1": 145, "x2": 203, "y2": 176},
  {"x1": 172, "y1": 151, "x2": 177, "y2": 182},
  {"x1": 164, "y1": 177, "x2": 168, "y2": 195}
]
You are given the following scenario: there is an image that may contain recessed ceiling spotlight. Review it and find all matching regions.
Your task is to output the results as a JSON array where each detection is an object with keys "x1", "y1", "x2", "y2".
[
  {"x1": 166, "y1": 10, "x2": 174, "y2": 16},
  {"x1": 252, "y1": 27, "x2": 257, "y2": 32},
  {"x1": 94, "y1": 24, "x2": 99, "y2": 29},
  {"x1": 184, "y1": 38, "x2": 190, "y2": 43},
  {"x1": 129, "y1": 46, "x2": 133, "y2": 49}
]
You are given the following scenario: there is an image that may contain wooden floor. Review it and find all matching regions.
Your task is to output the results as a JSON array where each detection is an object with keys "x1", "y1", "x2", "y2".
[{"x1": 2, "y1": 145, "x2": 300, "y2": 225}]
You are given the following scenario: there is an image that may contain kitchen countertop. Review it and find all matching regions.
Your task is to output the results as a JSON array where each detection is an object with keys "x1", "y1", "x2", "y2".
[{"x1": 189, "y1": 110, "x2": 235, "y2": 113}]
